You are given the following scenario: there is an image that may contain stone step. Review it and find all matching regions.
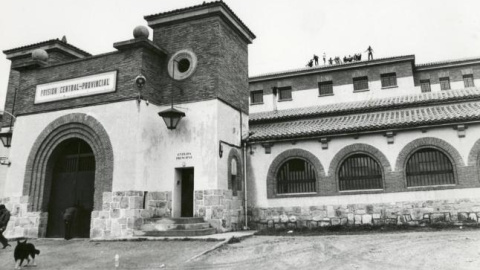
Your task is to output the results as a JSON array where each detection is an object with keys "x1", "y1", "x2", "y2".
[
  {"x1": 134, "y1": 228, "x2": 217, "y2": 237},
  {"x1": 140, "y1": 222, "x2": 211, "y2": 231},
  {"x1": 144, "y1": 217, "x2": 205, "y2": 224}
]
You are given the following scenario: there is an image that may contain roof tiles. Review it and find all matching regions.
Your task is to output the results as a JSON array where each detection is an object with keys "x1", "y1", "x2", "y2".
[{"x1": 250, "y1": 101, "x2": 480, "y2": 141}]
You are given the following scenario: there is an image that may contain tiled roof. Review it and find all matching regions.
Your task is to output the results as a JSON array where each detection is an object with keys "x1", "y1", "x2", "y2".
[
  {"x1": 416, "y1": 56, "x2": 480, "y2": 69},
  {"x1": 144, "y1": 1, "x2": 255, "y2": 39},
  {"x1": 250, "y1": 87, "x2": 480, "y2": 123},
  {"x1": 250, "y1": 101, "x2": 480, "y2": 141},
  {"x1": 3, "y1": 39, "x2": 91, "y2": 57},
  {"x1": 249, "y1": 55, "x2": 415, "y2": 81}
]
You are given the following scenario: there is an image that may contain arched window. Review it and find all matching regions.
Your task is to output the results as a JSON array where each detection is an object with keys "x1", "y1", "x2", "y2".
[
  {"x1": 230, "y1": 157, "x2": 238, "y2": 196},
  {"x1": 406, "y1": 148, "x2": 455, "y2": 187},
  {"x1": 338, "y1": 154, "x2": 383, "y2": 191},
  {"x1": 276, "y1": 158, "x2": 316, "y2": 194}
]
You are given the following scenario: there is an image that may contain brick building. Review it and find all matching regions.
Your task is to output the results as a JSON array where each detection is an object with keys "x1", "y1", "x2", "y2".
[{"x1": 1, "y1": 2, "x2": 480, "y2": 239}]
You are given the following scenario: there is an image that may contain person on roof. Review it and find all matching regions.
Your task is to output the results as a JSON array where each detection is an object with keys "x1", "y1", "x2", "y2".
[{"x1": 366, "y1": 46, "x2": 374, "y2": 60}]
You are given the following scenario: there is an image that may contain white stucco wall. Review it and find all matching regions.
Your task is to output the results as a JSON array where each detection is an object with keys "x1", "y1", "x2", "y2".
[
  {"x1": 2, "y1": 99, "x2": 232, "y2": 198},
  {"x1": 250, "y1": 76, "x2": 417, "y2": 113},
  {"x1": 248, "y1": 124, "x2": 480, "y2": 208},
  {"x1": 0, "y1": 145, "x2": 9, "y2": 198}
]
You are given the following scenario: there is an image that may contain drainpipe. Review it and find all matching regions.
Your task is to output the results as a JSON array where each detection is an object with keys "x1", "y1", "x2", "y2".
[
  {"x1": 243, "y1": 138, "x2": 248, "y2": 230},
  {"x1": 272, "y1": 86, "x2": 278, "y2": 112}
]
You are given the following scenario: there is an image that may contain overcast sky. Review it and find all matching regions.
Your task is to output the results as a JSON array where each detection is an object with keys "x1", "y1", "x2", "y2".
[{"x1": 1, "y1": 0, "x2": 480, "y2": 110}]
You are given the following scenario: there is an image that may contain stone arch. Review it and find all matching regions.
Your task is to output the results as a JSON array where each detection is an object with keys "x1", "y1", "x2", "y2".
[
  {"x1": 467, "y1": 138, "x2": 480, "y2": 166},
  {"x1": 23, "y1": 113, "x2": 114, "y2": 212},
  {"x1": 227, "y1": 148, "x2": 243, "y2": 194},
  {"x1": 394, "y1": 137, "x2": 464, "y2": 172},
  {"x1": 266, "y1": 148, "x2": 325, "y2": 198},
  {"x1": 328, "y1": 143, "x2": 391, "y2": 178}
]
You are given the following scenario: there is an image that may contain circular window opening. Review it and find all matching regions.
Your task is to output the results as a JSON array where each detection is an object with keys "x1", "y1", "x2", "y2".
[{"x1": 177, "y1": 59, "x2": 190, "y2": 73}]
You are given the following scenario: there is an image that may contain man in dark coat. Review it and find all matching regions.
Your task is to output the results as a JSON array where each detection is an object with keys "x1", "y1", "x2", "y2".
[
  {"x1": 63, "y1": 206, "x2": 78, "y2": 240},
  {"x1": 0, "y1": 204, "x2": 11, "y2": 248}
]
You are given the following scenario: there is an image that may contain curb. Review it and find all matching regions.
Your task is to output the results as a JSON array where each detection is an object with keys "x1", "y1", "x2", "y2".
[{"x1": 186, "y1": 234, "x2": 254, "y2": 262}]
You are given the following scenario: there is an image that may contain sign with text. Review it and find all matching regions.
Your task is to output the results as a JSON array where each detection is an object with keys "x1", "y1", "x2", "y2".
[
  {"x1": 35, "y1": 71, "x2": 117, "y2": 104},
  {"x1": 176, "y1": 152, "x2": 193, "y2": 160}
]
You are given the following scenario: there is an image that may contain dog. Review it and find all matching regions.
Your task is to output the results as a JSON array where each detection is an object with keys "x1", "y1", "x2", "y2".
[{"x1": 14, "y1": 239, "x2": 40, "y2": 269}]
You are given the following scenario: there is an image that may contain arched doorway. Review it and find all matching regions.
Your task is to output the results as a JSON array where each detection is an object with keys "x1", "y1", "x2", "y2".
[{"x1": 46, "y1": 138, "x2": 95, "y2": 238}]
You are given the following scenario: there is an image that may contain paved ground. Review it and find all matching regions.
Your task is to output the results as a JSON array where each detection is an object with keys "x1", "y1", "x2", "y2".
[
  {"x1": 1, "y1": 230, "x2": 479, "y2": 269},
  {"x1": 190, "y1": 229, "x2": 480, "y2": 270}
]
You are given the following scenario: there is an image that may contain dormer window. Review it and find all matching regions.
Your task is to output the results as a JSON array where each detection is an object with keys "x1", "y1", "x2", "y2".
[
  {"x1": 278, "y1": 86, "x2": 292, "y2": 101},
  {"x1": 463, "y1": 74, "x2": 475, "y2": 88},
  {"x1": 440, "y1": 77, "x2": 451, "y2": 90},
  {"x1": 250, "y1": 90, "x2": 264, "y2": 104},
  {"x1": 381, "y1": 73, "x2": 397, "y2": 88},
  {"x1": 353, "y1": 76, "x2": 369, "y2": 91}
]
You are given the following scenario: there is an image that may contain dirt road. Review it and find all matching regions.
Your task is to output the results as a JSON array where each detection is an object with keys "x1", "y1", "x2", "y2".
[{"x1": 189, "y1": 230, "x2": 480, "y2": 270}]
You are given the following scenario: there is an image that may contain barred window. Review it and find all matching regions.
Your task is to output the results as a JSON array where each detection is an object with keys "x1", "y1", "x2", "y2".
[
  {"x1": 318, "y1": 81, "x2": 333, "y2": 96},
  {"x1": 278, "y1": 86, "x2": 292, "y2": 101},
  {"x1": 463, "y1": 74, "x2": 475, "y2": 88},
  {"x1": 353, "y1": 76, "x2": 369, "y2": 91},
  {"x1": 420, "y1": 79, "x2": 431, "y2": 93},
  {"x1": 276, "y1": 159, "x2": 316, "y2": 194},
  {"x1": 406, "y1": 148, "x2": 455, "y2": 187},
  {"x1": 381, "y1": 73, "x2": 397, "y2": 88},
  {"x1": 250, "y1": 90, "x2": 263, "y2": 104},
  {"x1": 440, "y1": 77, "x2": 451, "y2": 90},
  {"x1": 338, "y1": 154, "x2": 383, "y2": 191},
  {"x1": 230, "y1": 158, "x2": 238, "y2": 196}
]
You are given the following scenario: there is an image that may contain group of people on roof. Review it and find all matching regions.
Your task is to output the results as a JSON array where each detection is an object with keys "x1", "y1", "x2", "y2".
[{"x1": 307, "y1": 46, "x2": 374, "y2": 68}]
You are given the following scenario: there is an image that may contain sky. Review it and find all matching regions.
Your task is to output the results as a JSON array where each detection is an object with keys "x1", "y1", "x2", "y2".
[{"x1": 1, "y1": 0, "x2": 480, "y2": 110}]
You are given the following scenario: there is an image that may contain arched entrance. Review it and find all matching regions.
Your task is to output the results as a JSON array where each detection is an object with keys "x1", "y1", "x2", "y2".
[{"x1": 46, "y1": 138, "x2": 95, "y2": 238}]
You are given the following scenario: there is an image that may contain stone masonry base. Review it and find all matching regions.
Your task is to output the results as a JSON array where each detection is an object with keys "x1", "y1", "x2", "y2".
[
  {"x1": 0, "y1": 196, "x2": 47, "y2": 239},
  {"x1": 250, "y1": 198, "x2": 480, "y2": 229}
]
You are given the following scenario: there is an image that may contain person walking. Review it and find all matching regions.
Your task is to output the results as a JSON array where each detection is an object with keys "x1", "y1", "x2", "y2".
[{"x1": 0, "y1": 204, "x2": 11, "y2": 249}]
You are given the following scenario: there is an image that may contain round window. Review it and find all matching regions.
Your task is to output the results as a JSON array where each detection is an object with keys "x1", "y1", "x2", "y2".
[{"x1": 168, "y1": 50, "x2": 197, "y2": 80}]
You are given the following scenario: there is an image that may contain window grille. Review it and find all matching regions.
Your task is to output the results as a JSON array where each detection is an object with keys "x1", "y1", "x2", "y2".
[
  {"x1": 353, "y1": 76, "x2": 369, "y2": 91},
  {"x1": 338, "y1": 154, "x2": 383, "y2": 191},
  {"x1": 439, "y1": 77, "x2": 451, "y2": 90},
  {"x1": 276, "y1": 158, "x2": 316, "y2": 194},
  {"x1": 278, "y1": 86, "x2": 292, "y2": 100},
  {"x1": 381, "y1": 73, "x2": 397, "y2": 88},
  {"x1": 420, "y1": 79, "x2": 431, "y2": 93},
  {"x1": 230, "y1": 158, "x2": 238, "y2": 196},
  {"x1": 318, "y1": 81, "x2": 333, "y2": 96},
  {"x1": 463, "y1": 74, "x2": 475, "y2": 88},
  {"x1": 250, "y1": 90, "x2": 264, "y2": 104},
  {"x1": 406, "y1": 148, "x2": 455, "y2": 187}
]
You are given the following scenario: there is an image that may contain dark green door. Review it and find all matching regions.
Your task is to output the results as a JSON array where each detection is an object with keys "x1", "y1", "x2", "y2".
[{"x1": 46, "y1": 139, "x2": 95, "y2": 238}]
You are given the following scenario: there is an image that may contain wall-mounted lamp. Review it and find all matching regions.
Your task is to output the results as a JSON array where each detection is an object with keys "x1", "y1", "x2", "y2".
[
  {"x1": 158, "y1": 60, "x2": 186, "y2": 130},
  {"x1": 0, "y1": 110, "x2": 16, "y2": 148},
  {"x1": 219, "y1": 143, "x2": 223, "y2": 158},
  {"x1": 158, "y1": 106, "x2": 185, "y2": 130}
]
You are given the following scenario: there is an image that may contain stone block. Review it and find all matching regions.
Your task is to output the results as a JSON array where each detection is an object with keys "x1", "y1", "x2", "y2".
[
  {"x1": 195, "y1": 191, "x2": 204, "y2": 200},
  {"x1": 91, "y1": 227, "x2": 104, "y2": 239},
  {"x1": 129, "y1": 196, "x2": 143, "y2": 209},
  {"x1": 319, "y1": 220, "x2": 331, "y2": 227},
  {"x1": 362, "y1": 215, "x2": 373, "y2": 224},
  {"x1": 148, "y1": 192, "x2": 166, "y2": 201},
  {"x1": 126, "y1": 191, "x2": 143, "y2": 196},
  {"x1": 327, "y1": 206, "x2": 335, "y2": 217},
  {"x1": 458, "y1": 212, "x2": 469, "y2": 222},
  {"x1": 340, "y1": 218, "x2": 348, "y2": 225},
  {"x1": 93, "y1": 219, "x2": 106, "y2": 230},
  {"x1": 366, "y1": 205, "x2": 374, "y2": 214},
  {"x1": 110, "y1": 209, "x2": 120, "y2": 219},
  {"x1": 99, "y1": 211, "x2": 109, "y2": 219},
  {"x1": 354, "y1": 215, "x2": 362, "y2": 225},
  {"x1": 103, "y1": 192, "x2": 112, "y2": 203},
  {"x1": 430, "y1": 213, "x2": 446, "y2": 223},
  {"x1": 114, "y1": 191, "x2": 125, "y2": 197},
  {"x1": 120, "y1": 197, "x2": 129, "y2": 209},
  {"x1": 373, "y1": 219, "x2": 384, "y2": 226},
  {"x1": 468, "y1": 213, "x2": 478, "y2": 222},
  {"x1": 356, "y1": 209, "x2": 366, "y2": 215},
  {"x1": 27, "y1": 228, "x2": 39, "y2": 238},
  {"x1": 373, "y1": 213, "x2": 381, "y2": 219},
  {"x1": 205, "y1": 196, "x2": 221, "y2": 206},
  {"x1": 331, "y1": 218, "x2": 341, "y2": 226}
]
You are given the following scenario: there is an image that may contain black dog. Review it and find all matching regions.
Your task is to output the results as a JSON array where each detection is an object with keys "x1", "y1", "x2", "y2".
[{"x1": 14, "y1": 240, "x2": 40, "y2": 269}]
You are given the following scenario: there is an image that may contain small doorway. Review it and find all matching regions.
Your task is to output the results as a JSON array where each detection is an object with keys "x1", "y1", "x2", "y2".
[
  {"x1": 180, "y1": 168, "x2": 194, "y2": 217},
  {"x1": 46, "y1": 139, "x2": 95, "y2": 238}
]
